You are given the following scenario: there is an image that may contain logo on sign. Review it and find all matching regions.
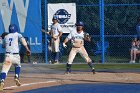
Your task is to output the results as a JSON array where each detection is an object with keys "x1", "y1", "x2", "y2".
[{"x1": 54, "y1": 9, "x2": 71, "y2": 24}]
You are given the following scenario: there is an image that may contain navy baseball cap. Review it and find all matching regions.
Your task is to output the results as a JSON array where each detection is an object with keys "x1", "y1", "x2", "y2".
[
  {"x1": 75, "y1": 21, "x2": 84, "y2": 26},
  {"x1": 52, "y1": 16, "x2": 58, "y2": 20}
]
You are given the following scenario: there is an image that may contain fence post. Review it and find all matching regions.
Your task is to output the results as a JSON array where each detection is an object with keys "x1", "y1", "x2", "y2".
[
  {"x1": 99, "y1": 0, "x2": 105, "y2": 63},
  {"x1": 44, "y1": 0, "x2": 49, "y2": 64}
]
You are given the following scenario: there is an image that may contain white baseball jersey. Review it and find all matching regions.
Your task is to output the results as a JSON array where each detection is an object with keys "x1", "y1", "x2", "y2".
[
  {"x1": 67, "y1": 29, "x2": 84, "y2": 47},
  {"x1": 50, "y1": 22, "x2": 62, "y2": 52},
  {"x1": 66, "y1": 29, "x2": 92, "y2": 64},
  {"x1": 4, "y1": 32, "x2": 23, "y2": 53},
  {"x1": 51, "y1": 23, "x2": 62, "y2": 36}
]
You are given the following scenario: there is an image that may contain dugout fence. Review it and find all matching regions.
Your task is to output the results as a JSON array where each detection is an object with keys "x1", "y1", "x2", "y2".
[{"x1": 38, "y1": 0, "x2": 140, "y2": 63}]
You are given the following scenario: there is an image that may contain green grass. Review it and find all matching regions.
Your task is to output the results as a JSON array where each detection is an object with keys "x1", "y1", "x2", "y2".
[
  {"x1": 47, "y1": 64, "x2": 140, "y2": 70},
  {"x1": 1, "y1": 63, "x2": 140, "y2": 72},
  {"x1": 60, "y1": 55, "x2": 130, "y2": 63}
]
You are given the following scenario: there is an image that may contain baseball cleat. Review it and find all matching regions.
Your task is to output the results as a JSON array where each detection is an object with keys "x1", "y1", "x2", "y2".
[
  {"x1": 14, "y1": 77, "x2": 21, "y2": 86},
  {"x1": 92, "y1": 69, "x2": 96, "y2": 74},
  {"x1": 0, "y1": 81, "x2": 4, "y2": 91},
  {"x1": 53, "y1": 61, "x2": 59, "y2": 64},
  {"x1": 64, "y1": 71, "x2": 71, "y2": 75},
  {"x1": 130, "y1": 61, "x2": 135, "y2": 63}
]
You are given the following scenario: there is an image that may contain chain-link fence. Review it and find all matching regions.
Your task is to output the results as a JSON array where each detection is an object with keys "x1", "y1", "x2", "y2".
[{"x1": 32, "y1": 0, "x2": 140, "y2": 64}]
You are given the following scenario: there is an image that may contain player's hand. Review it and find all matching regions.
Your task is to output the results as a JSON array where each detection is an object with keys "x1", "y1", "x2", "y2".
[
  {"x1": 41, "y1": 29, "x2": 45, "y2": 33},
  {"x1": 41, "y1": 29, "x2": 50, "y2": 35},
  {"x1": 63, "y1": 43, "x2": 67, "y2": 48},
  {"x1": 26, "y1": 50, "x2": 31, "y2": 56},
  {"x1": 53, "y1": 36, "x2": 58, "y2": 40}
]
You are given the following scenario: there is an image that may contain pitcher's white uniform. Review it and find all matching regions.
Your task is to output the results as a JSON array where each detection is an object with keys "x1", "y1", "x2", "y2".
[
  {"x1": 67, "y1": 29, "x2": 92, "y2": 64},
  {"x1": 2, "y1": 32, "x2": 23, "y2": 74},
  {"x1": 51, "y1": 22, "x2": 62, "y2": 52}
]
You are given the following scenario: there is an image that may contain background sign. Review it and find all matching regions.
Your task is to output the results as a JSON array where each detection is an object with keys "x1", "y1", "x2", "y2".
[
  {"x1": 48, "y1": 3, "x2": 76, "y2": 33},
  {"x1": 0, "y1": 0, "x2": 42, "y2": 53}
]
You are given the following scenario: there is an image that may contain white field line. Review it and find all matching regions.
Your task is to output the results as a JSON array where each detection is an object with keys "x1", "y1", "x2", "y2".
[{"x1": 4, "y1": 80, "x2": 58, "y2": 89}]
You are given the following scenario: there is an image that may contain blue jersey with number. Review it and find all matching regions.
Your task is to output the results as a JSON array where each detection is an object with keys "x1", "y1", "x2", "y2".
[{"x1": 4, "y1": 32, "x2": 23, "y2": 53}]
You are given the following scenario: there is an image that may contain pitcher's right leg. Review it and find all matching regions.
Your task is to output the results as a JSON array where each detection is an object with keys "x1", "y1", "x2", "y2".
[{"x1": 65, "y1": 48, "x2": 77, "y2": 74}]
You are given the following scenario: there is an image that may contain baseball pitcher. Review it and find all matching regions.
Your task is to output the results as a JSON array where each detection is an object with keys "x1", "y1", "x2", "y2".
[
  {"x1": 0, "y1": 24, "x2": 30, "y2": 91},
  {"x1": 63, "y1": 21, "x2": 95, "y2": 74}
]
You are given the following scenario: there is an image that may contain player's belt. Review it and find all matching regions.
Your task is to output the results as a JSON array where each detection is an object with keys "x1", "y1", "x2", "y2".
[
  {"x1": 72, "y1": 46, "x2": 81, "y2": 48},
  {"x1": 6, "y1": 52, "x2": 19, "y2": 54}
]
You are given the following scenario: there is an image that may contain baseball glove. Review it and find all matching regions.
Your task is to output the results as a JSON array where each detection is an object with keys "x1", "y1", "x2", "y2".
[
  {"x1": 1, "y1": 32, "x2": 9, "y2": 39},
  {"x1": 84, "y1": 32, "x2": 91, "y2": 41}
]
